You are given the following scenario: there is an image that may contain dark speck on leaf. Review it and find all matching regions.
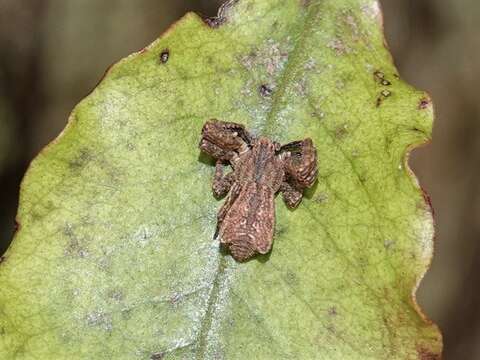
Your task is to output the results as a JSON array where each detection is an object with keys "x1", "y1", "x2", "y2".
[
  {"x1": 335, "y1": 124, "x2": 348, "y2": 139},
  {"x1": 376, "y1": 89, "x2": 392, "y2": 107},
  {"x1": 151, "y1": 352, "x2": 165, "y2": 360},
  {"x1": 374, "y1": 70, "x2": 391, "y2": 86},
  {"x1": 285, "y1": 271, "x2": 298, "y2": 285},
  {"x1": 373, "y1": 70, "x2": 385, "y2": 80},
  {"x1": 419, "y1": 98, "x2": 430, "y2": 109},
  {"x1": 69, "y1": 148, "x2": 92, "y2": 170},
  {"x1": 328, "y1": 307, "x2": 338, "y2": 316},
  {"x1": 259, "y1": 84, "x2": 273, "y2": 97},
  {"x1": 417, "y1": 347, "x2": 441, "y2": 360},
  {"x1": 204, "y1": 17, "x2": 224, "y2": 28},
  {"x1": 275, "y1": 225, "x2": 286, "y2": 236},
  {"x1": 0, "y1": 256, "x2": 5, "y2": 264},
  {"x1": 170, "y1": 293, "x2": 182, "y2": 305},
  {"x1": 160, "y1": 50, "x2": 169, "y2": 64}
]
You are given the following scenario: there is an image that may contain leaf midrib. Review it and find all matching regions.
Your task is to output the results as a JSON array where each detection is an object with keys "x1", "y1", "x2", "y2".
[{"x1": 263, "y1": 2, "x2": 319, "y2": 135}]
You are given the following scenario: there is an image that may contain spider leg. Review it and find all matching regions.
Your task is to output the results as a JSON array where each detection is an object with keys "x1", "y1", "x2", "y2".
[
  {"x1": 205, "y1": 119, "x2": 254, "y2": 146},
  {"x1": 199, "y1": 120, "x2": 253, "y2": 159},
  {"x1": 278, "y1": 140, "x2": 303, "y2": 154},
  {"x1": 281, "y1": 138, "x2": 318, "y2": 189},
  {"x1": 199, "y1": 138, "x2": 236, "y2": 161},
  {"x1": 280, "y1": 181, "x2": 303, "y2": 209},
  {"x1": 214, "y1": 182, "x2": 241, "y2": 240},
  {"x1": 278, "y1": 138, "x2": 318, "y2": 208},
  {"x1": 213, "y1": 160, "x2": 235, "y2": 198}
]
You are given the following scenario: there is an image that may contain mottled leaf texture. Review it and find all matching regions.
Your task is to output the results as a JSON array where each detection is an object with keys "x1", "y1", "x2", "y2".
[{"x1": 0, "y1": 0, "x2": 442, "y2": 359}]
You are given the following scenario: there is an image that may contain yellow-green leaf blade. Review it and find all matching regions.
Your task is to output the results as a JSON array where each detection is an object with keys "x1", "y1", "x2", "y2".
[{"x1": 0, "y1": 0, "x2": 442, "y2": 359}]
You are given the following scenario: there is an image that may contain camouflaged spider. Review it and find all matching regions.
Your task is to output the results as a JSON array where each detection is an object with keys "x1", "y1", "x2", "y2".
[{"x1": 199, "y1": 119, "x2": 318, "y2": 262}]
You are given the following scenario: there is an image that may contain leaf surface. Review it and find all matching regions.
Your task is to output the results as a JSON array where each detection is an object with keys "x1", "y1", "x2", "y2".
[{"x1": 0, "y1": 0, "x2": 442, "y2": 359}]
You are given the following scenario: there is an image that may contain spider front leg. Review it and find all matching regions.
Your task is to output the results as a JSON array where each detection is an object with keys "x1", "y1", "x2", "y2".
[
  {"x1": 199, "y1": 138, "x2": 236, "y2": 162},
  {"x1": 279, "y1": 138, "x2": 318, "y2": 208},
  {"x1": 213, "y1": 160, "x2": 235, "y2": 198},
  {"x1": 199, "y1": 119, "x2": 253, "y2": 161}
]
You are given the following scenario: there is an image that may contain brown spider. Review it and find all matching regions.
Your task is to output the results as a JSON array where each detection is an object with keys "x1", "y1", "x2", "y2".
[{"x1": 199, "y1": 119, "x2": 318, "y2": 262}]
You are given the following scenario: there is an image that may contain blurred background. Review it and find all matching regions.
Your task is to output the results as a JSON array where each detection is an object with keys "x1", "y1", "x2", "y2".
[{"x1": 0, "y1": 0, "x2": 478, "y2": 358}]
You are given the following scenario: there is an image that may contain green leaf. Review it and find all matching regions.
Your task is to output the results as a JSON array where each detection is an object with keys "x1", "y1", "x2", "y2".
[{"x1": 0, "y1": 0, "x2": 442, "y2": 358}]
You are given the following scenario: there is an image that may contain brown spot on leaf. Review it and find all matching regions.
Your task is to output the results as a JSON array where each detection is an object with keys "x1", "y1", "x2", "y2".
[
  {"x1": 69, "y1": 148, "x2": 92, "y2": 170},
  {"x1": 159, "y1": 50, "x2": 169, "y2": 64},
  {"x1": 384, "y1": 239, "x2": 396, "y2": 250},
  {"x1": 313, "y1": 193, "x2": 328, "y2": 204},
  {"x1": 13, "y1": 220, "x2": 20, "y2": 233},
  {"x1": 64, "y1": 225, "x2": 89, "y2": 258},
  {"x1": 150, "y1": 352, "x2": 165, "y2": 360},
  {"x1": 326, "y1": 324, "x2": 336, "y2": 333},
  {"x1": 240, "y1": 51, "x2": 257, "y2": 70},
  {"x1": 417, "y1": 347, "x2": 441, "y2": 360},
  {"x1": 285, "y1": 271, "x2": 299, "y2": 286},
  {"x1": 240, "y1": 40, "x2": 288, "y2": 76},
  {"x1": 335, "y1": 124, "x2": 348, "y2": 139},
  {"x1": 342, "y1": 11, "x2": 360, "y2": 40},
  {"x1": 327, "y1": 38, "x2": 349, "y2": 55},
  {"x1": 373, "y1": 70, "x2": 384, "y2": 80},
  {"x1": 294, "y1": 78, "x2": 307, "y2": 96},
  {"x1": 108, "y1": 289, "x2": 124, "y2": 302},
  {"x1": 419, "y1": 97, "x2": 430, "y2": 109},
  {"x1": 275, "y1": 225, "x2": 286, "y2": 237},
  {"x1": 420, "y1": 187, "x2": 435, "y2": 215},
  {"x1": 376, "y1": 90, "x2": 392, "y2": 107},
  {"x1": 85, "y1": 311, "x2": 113, "y2": 331},
  {"x1": 0, "y1": 256, "x2": 5, "y2": 265},
  {"x1": 121, "y1": 308, "x2": 132, "y2": 320},
  {"x1": 374, "y1": 70, "x2": 392, "y2": 86}
]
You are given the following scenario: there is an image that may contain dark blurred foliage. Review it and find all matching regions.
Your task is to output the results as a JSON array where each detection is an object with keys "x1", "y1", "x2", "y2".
[{"x1": 0, "y1": 0, "x2": 478, "y2": 358}]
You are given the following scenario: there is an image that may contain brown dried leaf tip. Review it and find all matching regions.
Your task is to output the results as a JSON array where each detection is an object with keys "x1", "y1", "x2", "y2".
[{"x1": 199, "y1": 119, "x2": 318, "y2": 262}]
